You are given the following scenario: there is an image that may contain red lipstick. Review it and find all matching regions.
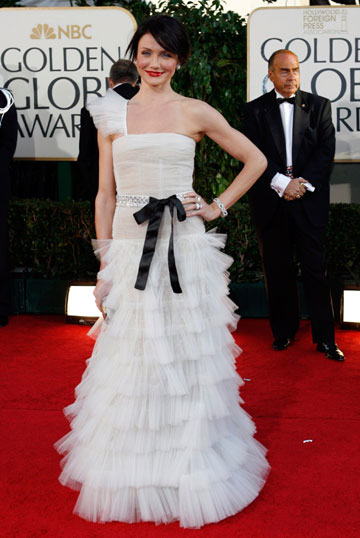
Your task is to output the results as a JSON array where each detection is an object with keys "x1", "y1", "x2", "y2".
[{"x1": 146, "y1": 71, "x2": 163, "y2": 77}]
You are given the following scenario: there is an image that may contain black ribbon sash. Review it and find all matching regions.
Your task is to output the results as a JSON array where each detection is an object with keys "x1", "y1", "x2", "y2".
[{"x1": 133, "y1": 195, "x2": 186, "y2": 293}]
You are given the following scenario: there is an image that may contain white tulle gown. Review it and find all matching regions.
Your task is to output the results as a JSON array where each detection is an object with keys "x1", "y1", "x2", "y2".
[{"x1": 55, "y1": 89, "x2": 269, "y2": 528}]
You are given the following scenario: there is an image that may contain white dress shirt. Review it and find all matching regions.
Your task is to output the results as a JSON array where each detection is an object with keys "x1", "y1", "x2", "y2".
[{"x1": 270, "y1": 90, "x2": 315, "y2": 197}]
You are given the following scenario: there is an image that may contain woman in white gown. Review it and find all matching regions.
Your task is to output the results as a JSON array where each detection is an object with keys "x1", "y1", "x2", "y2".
[{"x1": 55, "y1": 15, "x2": 269, "y2": 528}]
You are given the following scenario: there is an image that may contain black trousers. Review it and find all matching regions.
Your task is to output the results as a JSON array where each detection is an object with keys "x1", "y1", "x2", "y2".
[{"x1": 256, "y1": 200, "x2": 334, "y2": 343}]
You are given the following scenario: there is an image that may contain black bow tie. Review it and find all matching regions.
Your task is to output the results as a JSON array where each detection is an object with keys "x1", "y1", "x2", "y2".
[{"x1": 277, "y1": 97, "x2": 296, "y2": 105}]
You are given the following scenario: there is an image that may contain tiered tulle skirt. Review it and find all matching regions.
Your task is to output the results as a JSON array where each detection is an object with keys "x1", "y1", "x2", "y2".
[{"x1": 55, "y1": 228, "x2": 269, "y2": 528}]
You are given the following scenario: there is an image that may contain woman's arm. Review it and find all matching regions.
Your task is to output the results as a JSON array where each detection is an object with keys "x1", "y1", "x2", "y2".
[
  {"x1": 95, "y1": 131, "x2": 116, "y2": 270},
  {"x1": 93, "y1": 131, "x2": 116, "y2": 312},
  {"x1": 184, "y1": 100, "x2": 267, "y2": 221}
]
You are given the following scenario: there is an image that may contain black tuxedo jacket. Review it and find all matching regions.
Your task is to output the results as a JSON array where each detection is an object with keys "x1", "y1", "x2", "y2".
[
  {"x1": 0, "y1": 89, "x2": 17, "y2": 199},
  {"x1": 77, "y1": 83, "x2": 139, "y2": 202},
  {"x1": 0, "y1": 89, "x2": 18, "y2": 316},
  {"x1": 244, "y1": 89, "x2": 335, "y2": 228}
]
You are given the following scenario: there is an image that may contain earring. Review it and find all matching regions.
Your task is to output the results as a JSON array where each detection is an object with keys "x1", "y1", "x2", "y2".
[{"x1": 176, "y1": 64, "x2": 181, "y2": 71}]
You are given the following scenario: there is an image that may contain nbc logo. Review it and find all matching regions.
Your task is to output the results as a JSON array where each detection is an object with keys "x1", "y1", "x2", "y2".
[
  {"x1": 30, "y1": 23, "x2": 92, "y2": 40},
  {"x1": 30, "y1": 24, "x2": 56, "y2": 39}
]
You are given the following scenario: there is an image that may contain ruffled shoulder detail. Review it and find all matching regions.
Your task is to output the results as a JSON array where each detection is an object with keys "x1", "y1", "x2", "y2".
[{"x1": 86, "y1": 89, "x2": 127, "y2": 137}]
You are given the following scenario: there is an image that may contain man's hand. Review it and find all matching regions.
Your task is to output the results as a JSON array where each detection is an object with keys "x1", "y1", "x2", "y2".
[{"x1": 283, "y1": 178, "x2": 308, "y2": 201}]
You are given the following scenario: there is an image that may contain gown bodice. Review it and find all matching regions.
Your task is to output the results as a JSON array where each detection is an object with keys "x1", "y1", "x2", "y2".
[
  {"x1": 113, "y1": 133, "x2": 195, "y2": 198},
  {"x1": 87, "y1": 89, "x2": 202, "y2": 240}
]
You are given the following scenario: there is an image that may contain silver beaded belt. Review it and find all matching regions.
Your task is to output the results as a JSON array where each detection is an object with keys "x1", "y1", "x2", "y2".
[{"x1": 116, "y1": 192, "x2": 188, "y2": 207}]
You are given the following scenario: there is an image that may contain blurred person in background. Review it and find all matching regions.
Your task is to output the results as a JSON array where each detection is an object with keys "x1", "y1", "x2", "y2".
[
  {"x1": 77, "y1": 59, "x2": 139, "y2": 212},
  {"x1": 0, "y1": 88, "x2": 17, "y2": 327}
]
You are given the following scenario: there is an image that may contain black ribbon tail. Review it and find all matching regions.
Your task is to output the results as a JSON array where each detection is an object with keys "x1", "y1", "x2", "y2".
[
  {"x1": 133, "y1": 195, "x2": 186, "y2": 293},
  {"x1": 167, "y1": 202, "x2": 182, "y2": 293},
  {"x1": 134, "y1": 199, "x2": 163, "y2": 291}
]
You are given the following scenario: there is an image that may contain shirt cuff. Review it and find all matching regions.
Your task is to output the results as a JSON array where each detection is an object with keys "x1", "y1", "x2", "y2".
[
  {"x1": 299, "y1": 178, "x2": 315, "y2": 192},
  {"x1": 270, "y1": 173, "x2": 291, "y2": 198}
]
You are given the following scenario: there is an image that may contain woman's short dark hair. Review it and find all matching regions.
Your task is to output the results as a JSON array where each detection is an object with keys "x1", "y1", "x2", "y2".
[{"x1": 126, "y1": 15, "x2": 190, "y2": 66}]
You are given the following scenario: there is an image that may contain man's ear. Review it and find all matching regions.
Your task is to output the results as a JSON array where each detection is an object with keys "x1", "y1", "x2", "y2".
[{"x1": 108, "y1": 77, "x2": 114, "y2": 89}]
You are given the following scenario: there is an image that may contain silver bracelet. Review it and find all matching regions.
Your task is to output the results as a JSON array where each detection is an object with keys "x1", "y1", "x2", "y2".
[{"x1": 213, "y1": 197, "x2": 228, "y2": 218}]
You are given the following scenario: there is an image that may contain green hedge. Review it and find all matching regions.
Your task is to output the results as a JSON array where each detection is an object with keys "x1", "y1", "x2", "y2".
[
  {"x1": 326, "y1": 203, "x2": 360, "y2": 283},
  {"x1": 9, "y1": 199, "x2": 97, "y2": 279},
  {"x1": 9, "y1": 199, "x2": 360, "y2": 284}
]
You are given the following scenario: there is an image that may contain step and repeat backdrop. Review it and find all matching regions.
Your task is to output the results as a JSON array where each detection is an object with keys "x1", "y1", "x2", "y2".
[
  {"x1": 0, "y1": 6, "x2": 359, "y2": 161},
  {"x1": 0, "y1": 7, "x2": 135, "y2": 160},
  {"x1": 248, "y1": 6, "x2": 360, "y2": 162}
]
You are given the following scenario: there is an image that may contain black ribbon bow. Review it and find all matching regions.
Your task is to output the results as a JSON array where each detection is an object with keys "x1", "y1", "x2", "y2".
[
  {"x1": 277, "y1": 97, "x2": 296, "y2": 105},
  {"x1": 133, "y1": 195, "x2": 186, "y2": 293}
]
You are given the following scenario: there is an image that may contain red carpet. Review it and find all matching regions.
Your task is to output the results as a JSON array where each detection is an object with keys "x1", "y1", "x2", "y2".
[{"x1": 1, "y1": 315, "x2": 359, "y2": 538}]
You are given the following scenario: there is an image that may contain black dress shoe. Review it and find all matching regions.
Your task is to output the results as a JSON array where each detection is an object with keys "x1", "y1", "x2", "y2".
[
  {"x1": 317, "y1": 342, "x2": 345, "y2": 361},
  {"x1": 0, "y1": 316, "x2": 8, "y2": 327},
  {"x1": 272, "y1": 337, "x2": 293, "y2": 351}
]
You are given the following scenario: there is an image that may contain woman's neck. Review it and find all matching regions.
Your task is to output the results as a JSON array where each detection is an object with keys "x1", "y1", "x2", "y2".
[{"x1": 132, "y1": 81, "x2": 177, "y2": 105}]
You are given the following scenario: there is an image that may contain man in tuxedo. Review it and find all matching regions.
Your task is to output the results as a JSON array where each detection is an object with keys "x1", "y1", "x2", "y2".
[
  {"x1": 244, "y1": 49, "x2": 344, "y2": 361},
  {"x1": 0, "y1": 88, "x2": 17, "y2": 327},
  {"x1": 77, "y1": 59, "x2": 139, "y2": 210}
]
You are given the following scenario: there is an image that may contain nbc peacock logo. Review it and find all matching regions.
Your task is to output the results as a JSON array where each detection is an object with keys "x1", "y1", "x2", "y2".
[
  {"x1": 30, "y1": 24, "x2": 56, "y2": 39},
  {"x1": 29, "y1": 23, "x2": 92, "y2": 39}
]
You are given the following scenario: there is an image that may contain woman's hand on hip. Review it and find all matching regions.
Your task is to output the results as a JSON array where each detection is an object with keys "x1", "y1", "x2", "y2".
[{"x1": 183, "y1": 192, "x2": 221, "y2": 222}]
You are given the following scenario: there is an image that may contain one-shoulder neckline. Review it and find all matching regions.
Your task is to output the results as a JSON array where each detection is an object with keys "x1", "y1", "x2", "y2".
[{"x1": 123, "y1": 99, "x2": 197, "y2": 145}]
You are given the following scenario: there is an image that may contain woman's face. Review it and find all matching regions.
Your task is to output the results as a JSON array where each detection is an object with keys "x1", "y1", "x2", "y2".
[{"x1": 136, "y1": 33, "x2": 178, "y2": 87}]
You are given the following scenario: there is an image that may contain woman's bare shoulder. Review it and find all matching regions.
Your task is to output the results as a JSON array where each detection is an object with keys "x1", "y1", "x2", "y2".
[
  {"x1": 179, "y1": 96, "x2": 213, "y2": 112},
  {"x1": 179, "y1": 97, "x2": 227, "y2": 133},
  {"x1": 179, "y1": 97, "x2": 222, "y2": 126}
]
